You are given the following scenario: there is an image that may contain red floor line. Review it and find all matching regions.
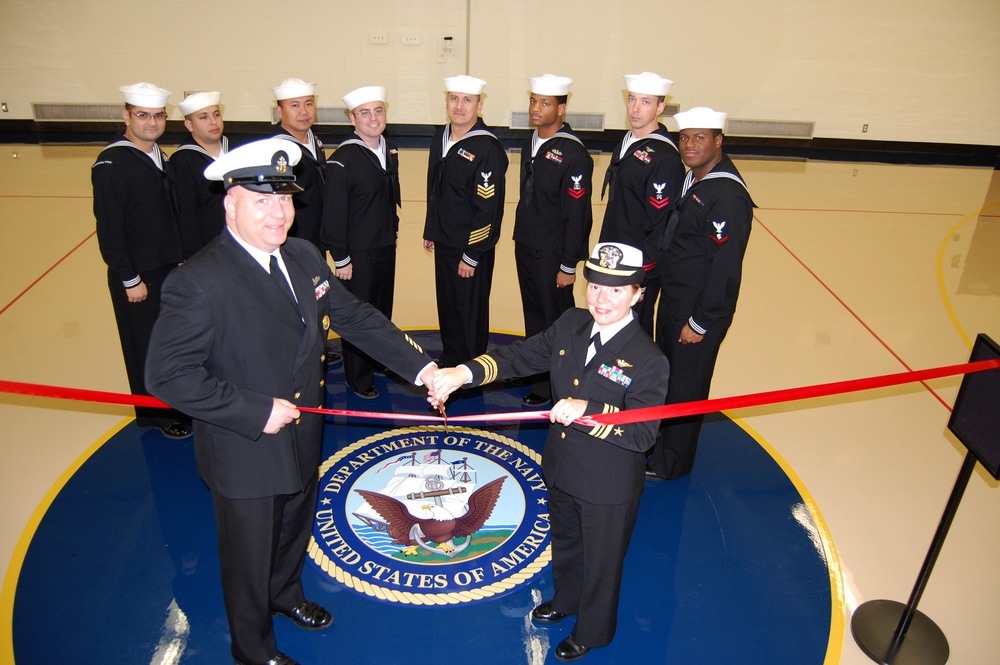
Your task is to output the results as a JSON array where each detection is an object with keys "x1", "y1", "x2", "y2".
[
  {"x1": 755, "y1": 214, "x2": 952, "y2": 411},
  {"x1": 757, "y1": 207, "x2": 968, "y2": 217},
  {"x1": 0, "y1": 231, "x2": 96, "y2": 317}
]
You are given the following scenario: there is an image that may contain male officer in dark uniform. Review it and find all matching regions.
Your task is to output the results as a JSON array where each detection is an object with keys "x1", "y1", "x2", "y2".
[
  {"x1": 432, "y1": 242, "x2": 669, "y2": 662},
  {"x1": 270, "y1": 78, "x2": 327, "y2": 255},
  {"x1": 599, "y1": 72, "x2": 684, "y2": 336},
  {"x1": 169, "y1": 90, "x2": 229, "y2": 257},
  {"x1": 513, "y1": 74, "x2": 593, "y2": 406},
  {"x1": 647, "y1": 107, "x2": 754, "y2": 480},
  {"x1": 92, "y1": 81, "x2": 190, "y2": 439},
  {"x1": 422, "y1": 75, "x2": 508, "y2": 367},
  {"x1": 146, "y1": 138, "x2": 438, "y2": 665},
  {"x1": 322, "y1": 85, "x2": 401, "y2": 399}
]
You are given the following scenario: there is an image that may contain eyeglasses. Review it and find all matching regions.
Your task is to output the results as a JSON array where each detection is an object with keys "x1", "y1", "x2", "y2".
[
  {"x1": 354, "y1": 108, "x2": 385, "y2": 119},
  {"x1": 129, "y1": 110, "x2": 168, "y2": 121}
]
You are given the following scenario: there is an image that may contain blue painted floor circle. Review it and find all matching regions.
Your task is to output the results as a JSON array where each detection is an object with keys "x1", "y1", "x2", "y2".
[{"x1": 12, "y1": 330, "x2": 834, "y2": 664}]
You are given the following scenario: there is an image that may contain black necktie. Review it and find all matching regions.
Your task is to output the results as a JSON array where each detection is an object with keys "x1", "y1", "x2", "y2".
[
  {"x1": 269, "y1": 254, "x2": 297, "y2": 305},
  {"x1": 587, "y1": 332, "x2": 602, "y2": 364}
]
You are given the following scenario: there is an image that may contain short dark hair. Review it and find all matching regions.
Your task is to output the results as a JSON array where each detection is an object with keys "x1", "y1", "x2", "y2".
[
  {"x1": 555, "y1": 95, "x2": 568, "y2": 105},
  {"x1": 712, "y1": 129, "x2": 723, "y2": 138}
]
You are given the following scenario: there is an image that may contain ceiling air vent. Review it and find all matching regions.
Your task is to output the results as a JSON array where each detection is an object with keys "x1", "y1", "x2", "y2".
[
  {"x1": 725, "y1": 119, "x2": 814, "y2": 139},
  {"x1": 32, "y1": 103, "x2": 124, "y2": 122}
]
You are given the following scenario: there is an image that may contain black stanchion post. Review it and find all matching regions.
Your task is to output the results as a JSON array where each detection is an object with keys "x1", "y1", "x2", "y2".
[
  {"x1": 851, "y1": 333, "x2": 1000, "y2": 664},
  {"x1": 851, "y1": 452, "x2": 976, "y2": 664}
]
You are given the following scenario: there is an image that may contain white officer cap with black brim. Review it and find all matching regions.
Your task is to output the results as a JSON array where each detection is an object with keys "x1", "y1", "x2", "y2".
[
  {"x1": 204, "y1": 138, "x2": 304, "y2": 194},
  {"x1": 177, "y1": 91, "x2": 222, "y2": 116},
  {"x1": 119, "y1": 82, "x2": 170, "y2": 107},
  {"x1": 674, "y1": 107, "x2": 728, "y2": 131},
  {"x1": 583, "y1": 242, "x2": 645, "y2": 286}
]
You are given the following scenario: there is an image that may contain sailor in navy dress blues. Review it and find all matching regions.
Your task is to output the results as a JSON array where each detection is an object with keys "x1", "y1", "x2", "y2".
[
  {"x1": 169, "y1": 90, "x2": 229, "y2": 257},
  {"x1": 92, "y1": 82, "x2": 190, "y2": 439},
  {"x1": 422, "y1": 75, "x2": 509, "y2": 367},
  {"x1": 321, "y1": 85, "x2": 401, "y2": 399},
  {"x1": 270, "y1": 78, "x2": 328, "y2": 255},
  {"x1": 432, "y1": 242, "x2": 669, "y2": 662},
  {"x1": 647, "y1": 107, "x2": 755, "y2": 480},
  {"x1": 598, "y1": 72, "x2": 684, "y2": 336},
  {"x1": 513, "y1": 74, "x2": 594, "y2": 407}
]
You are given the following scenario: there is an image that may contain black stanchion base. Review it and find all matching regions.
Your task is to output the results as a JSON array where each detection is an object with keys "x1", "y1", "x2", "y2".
[{"x1": 851, "y1": 599, "x2": 949, "y2": 665}]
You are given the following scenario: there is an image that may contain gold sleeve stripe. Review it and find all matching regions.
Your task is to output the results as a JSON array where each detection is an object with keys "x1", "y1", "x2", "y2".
[
  {"x1": 468, "y1": 225, "x2": 491, "y2": 244},
  {"x1": 403, "y1": 334, "x2": 424, "y2": 355},
  {"x1": 587, "y1": 403, "x2": 620, "y2": 439},
  {"x1": 471, "y1": 355, "x2": 498, "y2": 384}
]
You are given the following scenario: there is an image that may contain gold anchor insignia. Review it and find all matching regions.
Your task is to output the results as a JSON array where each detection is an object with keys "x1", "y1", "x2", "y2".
[{"x1": 276, "y1": 155, "x2": 288, "y2": 174}]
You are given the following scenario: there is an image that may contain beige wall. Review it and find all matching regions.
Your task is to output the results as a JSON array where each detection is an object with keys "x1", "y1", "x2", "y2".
[{"x1": 1, "y1": 0, "x2": 998, "y2": 145}]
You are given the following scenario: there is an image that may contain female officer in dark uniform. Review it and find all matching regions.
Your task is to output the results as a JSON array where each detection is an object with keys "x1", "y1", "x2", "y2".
[{"x1": 432, "y1": 242, "x2": 669, "y2": 662}]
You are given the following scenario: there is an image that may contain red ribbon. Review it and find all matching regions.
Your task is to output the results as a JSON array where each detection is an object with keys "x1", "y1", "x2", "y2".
[{"x1": 2, "y1": 358, "x2": 998, "y2": 427}]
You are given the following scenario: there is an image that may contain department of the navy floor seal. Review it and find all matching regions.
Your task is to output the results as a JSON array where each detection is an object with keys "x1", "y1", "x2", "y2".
[{"x1": 309, "y1": 425, "x2": 551, "y2": 605}]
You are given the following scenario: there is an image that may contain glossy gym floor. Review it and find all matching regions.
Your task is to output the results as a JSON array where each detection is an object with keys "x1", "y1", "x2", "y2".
[{"x1": 1, "y1": 144, "x2": 998, "y2": 664}]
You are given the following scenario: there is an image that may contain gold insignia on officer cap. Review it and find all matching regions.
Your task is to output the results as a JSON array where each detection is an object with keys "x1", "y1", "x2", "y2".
[
  {"x1": 204, "y1": 138, "x2": 304, "y2": 194},
  {"x1": 584, "y1": 242, "x2": 645, "y2": 286}
]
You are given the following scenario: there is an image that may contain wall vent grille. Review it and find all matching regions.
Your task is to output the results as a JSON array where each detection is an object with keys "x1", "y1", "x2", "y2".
[
  {"x1": 660, "y1": 103, "x2": 681, "y2": 117},
  {"x1": 33, "y1": 103, "x2": 124, "y2": 122},
  {"x1": 726, "y1": 119, "x2": 814, "y2": 139}
]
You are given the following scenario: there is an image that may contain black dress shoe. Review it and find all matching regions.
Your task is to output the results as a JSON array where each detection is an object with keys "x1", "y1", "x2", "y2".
[
  {"x1": 645, "y1": 464, "x2": 663, "y2": 481},
  {"x1": 353, "y1": 386, "x2": 379, "y2": 399},
  {"x1": 233, "y1": 652, "x2": 300, "y2": 665},
  {"x1": 159, "y1": 422, "x2": 192, "y2": 439},
  {"x1": 326, "y1": 351, "x2": 343, "y2": 367},
  {"x1": 522, "y1": 392, "x2": 551, "y2": 407},
  {"x1": 555, "y1": 635, "x2": 591, "y2": 662},
  {"x1": 273, "y1": 600, "x2": 333, "y2": 631},
  {"x1": 531, "y1": 601, "x2": 570, "y2": 624}
]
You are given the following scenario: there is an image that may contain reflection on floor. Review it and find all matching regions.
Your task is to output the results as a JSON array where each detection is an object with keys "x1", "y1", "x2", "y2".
[
  {"x1": 1, "y1": 146, "x2": 999, "y2": 665},
  {"x1": 12, "y1": 333, "x2": 832, "y2": 664}
]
